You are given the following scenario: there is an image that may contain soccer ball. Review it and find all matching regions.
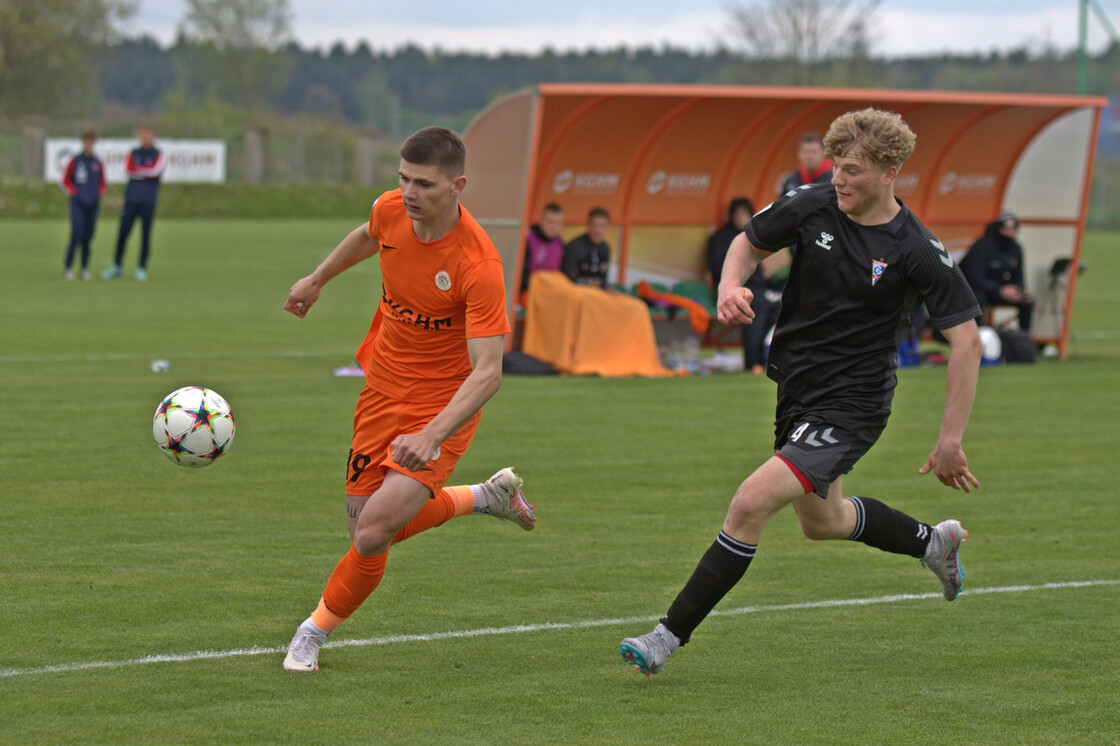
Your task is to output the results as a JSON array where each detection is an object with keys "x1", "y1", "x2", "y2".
[{"x1": 152, "y1": 386, "x2": 236, "y2": 467}]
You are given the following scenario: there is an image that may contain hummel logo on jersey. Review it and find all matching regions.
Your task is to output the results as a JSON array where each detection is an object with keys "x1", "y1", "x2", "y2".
[
  {"x1": 871, "y1": 259, "x2": 888, "y2": 286},
  {"x1": 931, "y1": 238, "x2": 954, "y2": 268},
  {"x1": 381, "y1": 244, "x2": 399, "y2": 251},
  {"x1": 815, "y1": 232, "x2": 835, "y2": 251}
]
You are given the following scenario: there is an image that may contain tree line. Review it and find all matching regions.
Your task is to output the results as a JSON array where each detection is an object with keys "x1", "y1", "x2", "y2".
[
  {"x1": 82, "y1": 37, "x2": 1120, "y2": 137},
  {"x1": 3, "y1": 0, "x2": 1117, "y2": 137}
]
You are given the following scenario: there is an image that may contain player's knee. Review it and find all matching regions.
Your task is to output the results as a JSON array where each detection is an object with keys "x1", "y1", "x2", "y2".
[
  {"x1": 352, "y1": 524, "x2": 391, "y2": 557},
  {"x1": 796, "y1": 512, "x2": 847, "y2": 541},
  {"x1": 725, "y1": 492, "x2": 770, "y2": 533},
  {"x1": 798, "y1": 519, "x2": 834, "y2": 541}
]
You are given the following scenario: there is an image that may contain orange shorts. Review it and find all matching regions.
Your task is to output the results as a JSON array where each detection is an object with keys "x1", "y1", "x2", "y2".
[{"x1": 346, "y1": 384, "x2": 481, "y2": 497}]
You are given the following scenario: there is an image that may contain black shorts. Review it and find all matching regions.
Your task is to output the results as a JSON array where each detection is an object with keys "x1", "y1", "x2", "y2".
[{"x1": 773, "y1": 395, "x2": 888, "y2": 498}]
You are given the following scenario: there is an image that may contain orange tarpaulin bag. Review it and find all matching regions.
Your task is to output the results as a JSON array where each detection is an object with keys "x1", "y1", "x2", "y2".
[{"x1": 522, "y1": 271, "x2": 671, "y2": 377}]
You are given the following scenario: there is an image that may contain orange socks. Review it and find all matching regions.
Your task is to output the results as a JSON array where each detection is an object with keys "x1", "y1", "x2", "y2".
[
  {"x1": 441, "y1": 484, "x2": 476, "y2": 518},
  {"x1": 393, "y1": 485, "x2": 473, "y2": 542},
  {"x1": 309, "y1": 597, "x2": 346, "y2": 632},
  {"x1": 319, "y1": 544, "x2": 388, "y2": 623},
  {"x1": 317, "y1": 484, "x2": 476, "y2": 623}
]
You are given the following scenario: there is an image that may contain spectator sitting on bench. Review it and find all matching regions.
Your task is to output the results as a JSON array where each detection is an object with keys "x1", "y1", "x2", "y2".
[
  {"x1": 959, "y1": 211, "x2": 1034, "y2": 331},
  {"x1": 562, "y1": 207, "x2": 611, "y2": 288}
]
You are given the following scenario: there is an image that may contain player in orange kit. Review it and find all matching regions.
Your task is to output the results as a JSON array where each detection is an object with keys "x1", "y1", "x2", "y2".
[{"x1": 281, "y1": 126, "x2": 537, "y2": 672}]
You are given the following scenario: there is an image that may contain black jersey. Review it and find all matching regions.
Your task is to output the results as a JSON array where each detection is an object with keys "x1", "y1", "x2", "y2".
[{"x1": 745, "y1": 183, "x2": 979, "y2": 410}]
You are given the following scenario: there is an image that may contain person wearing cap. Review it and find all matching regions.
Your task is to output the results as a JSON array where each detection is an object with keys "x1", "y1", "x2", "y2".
[{"x1": 959, "y1": 211, "x2": 1034, "y2": 332}]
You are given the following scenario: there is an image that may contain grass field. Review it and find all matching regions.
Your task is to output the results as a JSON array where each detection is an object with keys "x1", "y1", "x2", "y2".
[{"x1": 2, "y1": 218, "x2": 1118, "y2": 745}]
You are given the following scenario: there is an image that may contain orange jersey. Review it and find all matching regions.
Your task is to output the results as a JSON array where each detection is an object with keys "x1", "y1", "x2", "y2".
[{"x1": 356, "y1": 190, "x2": 510, "y2": 401}]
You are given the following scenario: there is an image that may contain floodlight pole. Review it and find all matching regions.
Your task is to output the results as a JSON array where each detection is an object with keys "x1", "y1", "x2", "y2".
[
  {"x1": 1078, "y1": 0, "x2": 1120, "y2": 93},
  {"x1": 1078, "y1": 0, "x2": 1088, "y2": 94}
]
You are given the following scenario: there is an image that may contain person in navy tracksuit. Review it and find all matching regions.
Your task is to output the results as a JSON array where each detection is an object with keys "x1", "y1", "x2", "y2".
[
  {"x1": 103, "y1": 127, "x2": 166, "y2": 281},
  {"x1": 61, "y1": 128, "x2": 106, "y2": 280}
]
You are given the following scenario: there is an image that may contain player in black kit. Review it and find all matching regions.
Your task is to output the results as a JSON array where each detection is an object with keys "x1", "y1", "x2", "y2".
[{"x1": 621, "y1": 108, "x2": 983, "y2": 677}]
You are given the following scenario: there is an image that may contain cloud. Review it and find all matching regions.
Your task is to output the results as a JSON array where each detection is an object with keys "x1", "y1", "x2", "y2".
[
  {"x1": 123, "y1": 0, "x2": 1114, "y2": 57},
  {"x1": 300, "y1": 12, "x2": 730, "y2": 54},
  {"x1": 874, "y1": 6, "x2": 1110, "y2": 58}
]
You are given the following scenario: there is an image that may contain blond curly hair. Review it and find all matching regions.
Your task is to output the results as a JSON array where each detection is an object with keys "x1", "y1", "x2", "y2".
[{"x1": 824, "y1": 108, "x2": 916, "y2": 172}]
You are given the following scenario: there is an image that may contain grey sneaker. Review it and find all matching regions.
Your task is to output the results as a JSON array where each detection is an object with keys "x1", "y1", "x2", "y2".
[
  {"x1": 481, "y1": 467, "x2": 536, "y2": 530},
  {"x1": 921, "y1": 520, "x2": 968, "y2": 601},
  {"x1": 282, "y1": 625, "x2": 328, "y2": 672},
  {"x1": 620, "y1": 623, "x2": 679, "y2": 676},
  {"x1": 101, "y1": 264, "x2": 123, "y2": 279}
]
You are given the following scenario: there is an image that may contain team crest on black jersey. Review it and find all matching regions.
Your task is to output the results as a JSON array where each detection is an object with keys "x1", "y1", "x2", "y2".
[{"x1": 871, "y1": 259, "x2": 888, "y2": 286}]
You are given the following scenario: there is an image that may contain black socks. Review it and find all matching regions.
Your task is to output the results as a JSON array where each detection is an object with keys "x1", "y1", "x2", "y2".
[
  {"x1": 662, "y1": 531, "x2": 756, "y2": 645},
  {"x1": 846, "y1": 496, "x2": 931, "y2": 558}
]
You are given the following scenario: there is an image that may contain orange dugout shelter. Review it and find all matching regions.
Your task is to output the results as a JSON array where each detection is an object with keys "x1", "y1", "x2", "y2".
[{"x1": 463, "y1": 83, "x2": 1107, "y2": 359}]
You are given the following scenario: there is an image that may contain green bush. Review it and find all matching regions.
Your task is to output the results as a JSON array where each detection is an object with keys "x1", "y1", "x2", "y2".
[{"x1": 0, "y1": 178, "x2": 392, "y2": 219}]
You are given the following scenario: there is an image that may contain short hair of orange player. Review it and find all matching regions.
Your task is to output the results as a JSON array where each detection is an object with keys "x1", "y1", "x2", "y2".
[{"x1": 399, "y1": 126, "x2": 466, "y2": 179}]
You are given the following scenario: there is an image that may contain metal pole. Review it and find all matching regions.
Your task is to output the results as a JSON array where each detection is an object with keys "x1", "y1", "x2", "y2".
[{"x1": 1078, "y1": 0, "x2": 1088, "y2": 94}]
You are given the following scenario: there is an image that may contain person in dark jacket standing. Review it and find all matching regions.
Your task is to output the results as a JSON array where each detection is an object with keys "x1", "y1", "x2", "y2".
[
  {"x1": 103, "y1": 126, "x2": 166, "y2": 281},
  {"x1": 61, "y1": 128, "x2": 106, "y2": 280},
  {"x1": 959, "y1": 211, "x2": 1034, "y2": 332}
]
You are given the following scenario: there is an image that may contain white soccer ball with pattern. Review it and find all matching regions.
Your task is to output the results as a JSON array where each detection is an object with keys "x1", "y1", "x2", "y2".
[{"x1": 153, "y1": 386, "x2": 236, "y2": 467}]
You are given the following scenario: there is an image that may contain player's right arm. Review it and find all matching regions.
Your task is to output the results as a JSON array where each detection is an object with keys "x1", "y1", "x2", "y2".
[
  {"x1": 283, "y1": 223, "x2": 379, "y2": 318},
  {"x1": 60, "y1": 157, "x2": 77, "y2": 196},
  {"x1": 716, "y1": 232, "x2": 771, "y2": 325},
  {"x1": 919, "y1": 318, "x2": 981, "y2": 492}
]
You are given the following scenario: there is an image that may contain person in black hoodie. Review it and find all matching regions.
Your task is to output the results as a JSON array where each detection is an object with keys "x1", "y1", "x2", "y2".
[{"x1": 959, "y1": 211, "x2": 1034, "y2": 331}]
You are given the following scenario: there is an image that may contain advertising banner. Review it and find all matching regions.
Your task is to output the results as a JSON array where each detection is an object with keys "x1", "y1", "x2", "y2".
[{"x1": 45, "y1": 138, "x2": 226, "y2": 183}]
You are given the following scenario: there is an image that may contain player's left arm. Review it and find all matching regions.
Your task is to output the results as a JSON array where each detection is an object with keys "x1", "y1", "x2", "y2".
[
  {"x1": 390, "y1": 334, "x2": 504, "y2": 472},
  {"x1": 919, "y1": 319, "x2": 982, "y2": 491}
]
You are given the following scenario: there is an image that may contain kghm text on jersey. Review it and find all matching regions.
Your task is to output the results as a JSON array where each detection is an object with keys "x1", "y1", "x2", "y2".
[{"x1": 381, "y1": 289, "x2": 453, "y2": 331}]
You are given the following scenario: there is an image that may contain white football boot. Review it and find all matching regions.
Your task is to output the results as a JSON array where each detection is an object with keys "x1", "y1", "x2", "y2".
[
  {"x1": 481, "y1": 468, "x2": 537, "y2": 530},
  {"x1": 620, "y1": 623, "x2": 680, "y2": 677},
  {"x1": 921, "y1": 519, "x2": 968, "y2": 601},
  {"x1": 282, "y1": 624, "x2": 328, "y2": 672}
]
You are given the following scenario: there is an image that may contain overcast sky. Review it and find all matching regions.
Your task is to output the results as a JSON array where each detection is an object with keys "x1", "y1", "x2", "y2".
[{"x1": 124, "y1": 1, "x2": 1118, "y2": 58}]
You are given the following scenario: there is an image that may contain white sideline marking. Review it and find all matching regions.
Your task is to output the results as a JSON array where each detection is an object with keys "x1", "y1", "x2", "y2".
[{"x1": 1, "y1": 579, "x2": 1116, "y2": 679}]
